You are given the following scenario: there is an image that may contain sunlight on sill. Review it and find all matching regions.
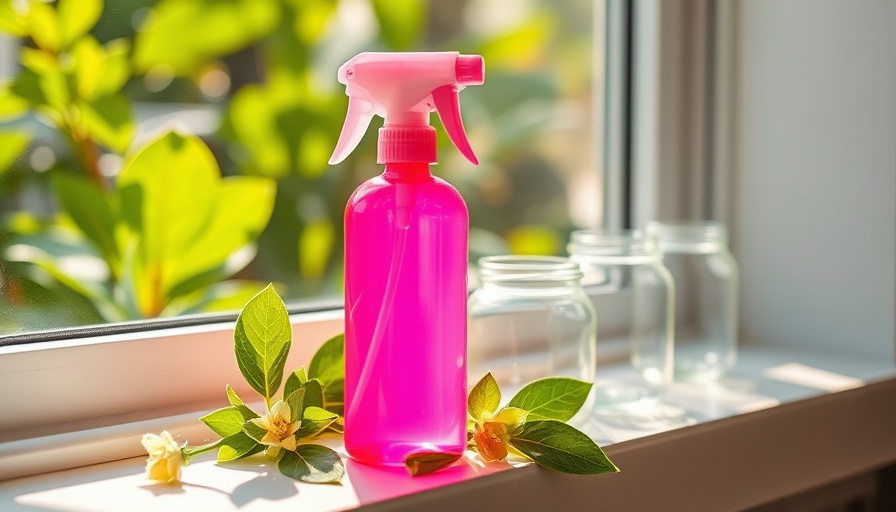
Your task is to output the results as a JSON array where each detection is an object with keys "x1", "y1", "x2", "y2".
[{"x1": 764, "y1": 363, "x2": 865, "y2": 393}]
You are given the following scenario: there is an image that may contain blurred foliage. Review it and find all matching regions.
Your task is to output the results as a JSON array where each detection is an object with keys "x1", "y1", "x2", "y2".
[
  {"x1": 0, "y1": 0, "x2": 276, "y2": 328},
  {"x1": 0, "y1": 0, "x2": 595, "y2": 334}
]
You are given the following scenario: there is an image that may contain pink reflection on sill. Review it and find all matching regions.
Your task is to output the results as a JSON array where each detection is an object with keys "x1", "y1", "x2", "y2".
[{"x1": 345, "y1": 451, "x2": 524, "y2": 506}]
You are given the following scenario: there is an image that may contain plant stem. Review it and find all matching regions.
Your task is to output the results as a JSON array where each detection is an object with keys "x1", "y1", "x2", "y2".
[
  {"x1": 145, "y1": 264, "x2": 165, "y2": 318},
  {"x1": 78, "y1": 136, "x2": 105, "y2": 189},
  {"x1": 182, "y1": 439, "x2": 225, "y2": 461},
  {"x1": 60, "y1": 107, "x2": 107, "y2": 190}
]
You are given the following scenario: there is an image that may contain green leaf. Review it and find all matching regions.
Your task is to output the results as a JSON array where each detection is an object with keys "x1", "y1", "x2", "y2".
[
  {"x1": 226, "y1": 385, "x2": 259, "y2": 420},
  {"x1": 295, "y1": 406, "x2": 338, "y2": 439},
  {"x1": 0, "y1": 86, "x2": 30, "y2": 121},
  {"x1": 509, "y1": 420, "x2": 618, "y2": 475},
  {"x1": 468, "y1": 372, "x2": 501, "y2": 421},
  {"x1": 507, "y1": 378, "x2": 593, "y2": 422},
  {"x1": 284, "y1": 387, "x2": 305, "y2": 423},
  {"x1": 168, "y1": 176, "x2": 275, "y2": 291},
  {"x1": 166, "y1": 280, "x2": 268, "y2": 316},
  {"x1": 289, "y1": 0, "x2": 337, "y2": 44},
  {"x1": 242, "y1": 419, "x2": 268, "y2": 444},
  {"x1": 72, "y1": 36, "x2": 104, "y2": 98},
  {"x1": 278, "y1": 444, "x2": 344, "y2": 484},
  {"x1": 3, "y1": 231, "x2": 123, "y2": 322},
  {"x1": 308, "y1": 334, "x2": 343, "y2": 415},
  {"x1": 10, "y1": 68, "x2": 47, "y2": 107},
  {"x1": 302, "y1": 378, "x2": 324, "y2": 411},
  {"x1": 0, "y1": 1, "x2": 28, "y2": 36},
  {"x1": 322, "y1": 378, "x2": 344, "y2": 416},
  {"x1": 133, "y1": 0, "x2": 280, "y2": 75},
  {"x1": 217, "y1": 431, "x2": 263, "y2": 462},
  {"x1": 493, "y1": 407, "x2": 529, "y2": 433},
  {"x1": 27, "y1": 1, "x2": 61, "y2": 53},
  {"x1": 303, "y1": 406, "x2": 338, "y2": 423},
  {"x1": 370, "y1": 0, "x2": 426, "y2": 51},
  {"x1": 51, "y1": 174, "x2": 119, "y2": 269},
  {"x1": 327, "y1": 418, "x2": 344, "y2": 434},
  {"x1": 404, "y1": 451, "x2": 462, "y2": 476},
  {"x1": 298, "y1": 218, "x2": 333, "y2": 279},
  {"x1": 309, "y1": 334, "x2": 344, "y2": 386},
  {"x1": 20, "y1": 49, "x2": 69, "y2": 110},
  {"x1": 480, "y1": 13, "x2": 555, "y2": 72},
  {"x1": 0, "y1": 131, "x2": 30, "y2": 174},
  {"x1": 72, "y1": 37, "x2": 130, "y2": 99},
  {"x1": 226, "y1": 85, "x2": 290, "y2": 178},
  {"x1": 115, "y1": 130, "x2": 274, "y2": 316},
  {"x1": 58, "y1": 0, "x2": 102, "y2": 48},
  {"x1": 117, "y1": 131, "x2": 219, "y2": 315},
  {"x1": 506, "y1": 224, "x2": 561, "y2": 257},
  {"x1": 283, "y1": 368, "x2": 307, "y2": 400},
  {"x1": 233, "y1": 284, "x2": 291, "y2": 401},
  {"x1": 200, "y1": 406, "x2": 245, "y2": 437},
  {"x1": 78, "y1": 95, "x2": 134, "y2": 153},
  {"x1": 94, "y1": 39, "x2": 130, "y2": 97}
]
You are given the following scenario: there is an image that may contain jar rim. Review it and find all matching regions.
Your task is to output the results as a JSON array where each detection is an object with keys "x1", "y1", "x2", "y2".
[
  {"x1": 568, "y1": 229, "x2": 658, "y2": 258},
  {"x1": 478, "y1": 255, "x2": 583, "y2": 282},
  {"x1": 645, "y1": 220, "x2": 728, "y2": 248}
]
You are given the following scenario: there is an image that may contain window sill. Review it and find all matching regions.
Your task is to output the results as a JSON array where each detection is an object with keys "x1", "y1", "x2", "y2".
[{"x1": 1, "y1": 344, "x2": 894, "y2": 511}]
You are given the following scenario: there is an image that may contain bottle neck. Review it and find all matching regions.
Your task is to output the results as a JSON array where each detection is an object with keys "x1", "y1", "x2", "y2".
[
  {"x1": 377, "y1": 125, "x2": 437, "y2": 164},
  {"x1": 383, "y1": 162, "x2": 433, "y2": 181}
]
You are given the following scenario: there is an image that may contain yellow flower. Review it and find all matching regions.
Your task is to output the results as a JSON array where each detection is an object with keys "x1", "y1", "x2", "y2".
[
  {"x1": 249, "y1": 400, "x2": 301, "y2": 459},
  {"x1": 141, "y1": 431, "x2": 184, "y2": 484}
]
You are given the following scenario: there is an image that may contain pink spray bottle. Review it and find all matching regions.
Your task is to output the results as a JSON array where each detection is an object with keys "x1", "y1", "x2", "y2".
[{"x1": 329, "y1": 52, "x2": 484, "y2": 465}]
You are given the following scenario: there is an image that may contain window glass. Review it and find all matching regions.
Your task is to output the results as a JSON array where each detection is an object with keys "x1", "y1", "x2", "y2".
[{"x1": 0, "y1": 0, "x2": 602, "y2": 335}]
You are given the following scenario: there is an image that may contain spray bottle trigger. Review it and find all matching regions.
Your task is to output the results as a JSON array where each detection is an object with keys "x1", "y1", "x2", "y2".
[
  {"x1": 432, "y1": 85, "x2": 478, "y2": 165},
  {"x1": 329, "y1": 97, "x2": 375, "y2": 165}
]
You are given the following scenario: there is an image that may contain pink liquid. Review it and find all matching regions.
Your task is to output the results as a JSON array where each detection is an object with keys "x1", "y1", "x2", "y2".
[{"x1": 344, "y1": 162, "x2": 468, "y2": 466}]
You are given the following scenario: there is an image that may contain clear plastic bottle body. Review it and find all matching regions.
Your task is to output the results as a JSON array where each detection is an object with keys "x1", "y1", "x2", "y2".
[
  {"x1": 568, "y1": 230, "x2": 674, "y2": 410},
  {"x1": 646, "y1": 221, "x2": 738, "y2": 382},
  {"x1": 467, "y1": 257, "x2": 596, "y2": 425},
  {"x1": 344, "y1": 162, "x2": 468, "y2": 466}
]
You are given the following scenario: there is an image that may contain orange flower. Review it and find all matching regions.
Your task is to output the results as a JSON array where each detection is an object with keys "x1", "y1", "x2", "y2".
[{"x1": 473, "y1": 421, "x2": 510, "y2": 462}]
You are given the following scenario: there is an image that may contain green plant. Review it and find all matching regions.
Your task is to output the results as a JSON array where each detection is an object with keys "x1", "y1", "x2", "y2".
[
  {"x1": 6, "y1": 131, "x2": 275, "y2": 320},
  {"x1": 466, "y1": 373, "x2": 617, "y2": 474},
  {"x1": 0, "y1": 0, "x2": 131, "y2": 186},
  {"x1": 0, "y1": 0, "x2": 276, "y2": 323},
  {"x1": 408, "y1": 373, "x2": 617, "y2": 476},
  {"x1": 144, "y1": 284, "x2": 345, "y2": 484}
]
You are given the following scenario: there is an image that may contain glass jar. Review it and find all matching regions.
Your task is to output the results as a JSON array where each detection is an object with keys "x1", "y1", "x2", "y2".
[
  {"x1": 568, "y1": 229, "x2": 674, "y2": 410},
  {"x1": 646, "y1": 220, "x2": 738, "y2": 382},
  {"x1": 467, "y1": 256, "x2": 596, "y2": 422}
]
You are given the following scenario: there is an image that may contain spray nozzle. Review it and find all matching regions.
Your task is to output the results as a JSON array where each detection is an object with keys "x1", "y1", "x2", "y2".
[{"x1": 328, "y1": 52, "x2": 484, "y2": 166}]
